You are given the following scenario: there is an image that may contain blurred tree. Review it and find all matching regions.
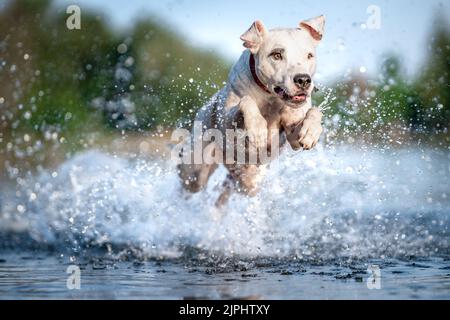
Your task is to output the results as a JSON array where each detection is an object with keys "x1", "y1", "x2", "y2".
[
  {"x1": 0, "y1": 0, "x2": 230, "y2": 176},
  {"x1": 373, "y1": 55, "x2": 420, "y2": 128},
  {"x1": 415, "y1": 12, "x2": 450, "y2": 133},
  {"x1": 0, "y1": 0, "x2": 118, "y2": 161},
  {"x1": 125, "y1": 19, "x2": 230, "y2": 129}
]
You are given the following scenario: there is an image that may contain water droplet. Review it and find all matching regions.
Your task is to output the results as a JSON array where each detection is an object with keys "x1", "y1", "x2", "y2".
[{"x1": 117, "y1": 43, "x2": 128, "y2": 54}]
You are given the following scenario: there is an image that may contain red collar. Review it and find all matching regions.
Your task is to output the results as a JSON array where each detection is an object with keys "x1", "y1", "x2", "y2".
[{"x1": 249, "y1": 54, "x2": 271, "y2": 94}]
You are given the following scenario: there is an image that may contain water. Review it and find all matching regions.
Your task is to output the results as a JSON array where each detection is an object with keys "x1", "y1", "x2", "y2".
[
  {"x1": 0, "y1": 252, "x2": 449, "y2": 299},
  {"x1": 0, "y1": 145, "x2": 449, "y2": 299}
]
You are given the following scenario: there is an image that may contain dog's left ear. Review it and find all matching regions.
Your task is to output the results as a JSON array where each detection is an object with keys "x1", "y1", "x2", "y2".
[
  {"x1": 299, "y1": 15, "x2": 325, "y2": 41},
  {"x1": 240, "y1": 20, "x2": 267, "y2": 54}
]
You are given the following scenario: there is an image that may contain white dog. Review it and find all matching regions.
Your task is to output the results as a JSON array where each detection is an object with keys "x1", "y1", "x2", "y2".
[{"x1": 177, "y1": 16, "x2": 325, "y2": 205}]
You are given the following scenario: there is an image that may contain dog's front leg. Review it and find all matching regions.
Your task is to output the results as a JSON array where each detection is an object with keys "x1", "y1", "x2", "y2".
[
  {"x1": 226, "y1": 95, "x2": 268, "y2": 150},
  {"x1": 240, "y1": 96, "x2": 268, "y2": 150},
  {"x1": 286, "y1": 107, "x2": 323, "y2": 150}
]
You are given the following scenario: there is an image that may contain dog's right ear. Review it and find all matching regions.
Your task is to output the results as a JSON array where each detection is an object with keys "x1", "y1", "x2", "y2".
[{"x1": 240, "y1": 20, "x2": 267, "y2": 54}]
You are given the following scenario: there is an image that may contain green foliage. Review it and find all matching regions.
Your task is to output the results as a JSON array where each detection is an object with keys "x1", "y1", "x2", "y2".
[
  {"x1": 0, "y1": 0, "x2": 229, "y2": 147},
  {"x1": 414, "y1": 13, "x2": 450, "y2": 131},
  {"x1": 128, "y1": 19, "x2": 229, "y2": 128},
  {"x1": 0, "y1": 0, "x2": 118, "y2": 153},
  {"x1": 315, "y1": 19, "x2": 449, "y2": 143}
]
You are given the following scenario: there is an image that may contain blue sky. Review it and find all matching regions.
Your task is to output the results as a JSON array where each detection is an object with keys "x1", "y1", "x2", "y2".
[{"x1": 54, "y1": 0, "x2": 448, "y2": 81}]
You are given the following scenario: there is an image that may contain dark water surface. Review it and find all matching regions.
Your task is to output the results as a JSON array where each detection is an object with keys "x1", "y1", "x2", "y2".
[{"x1": 0, "y1": 250, "x2": 449, "y2": 299}]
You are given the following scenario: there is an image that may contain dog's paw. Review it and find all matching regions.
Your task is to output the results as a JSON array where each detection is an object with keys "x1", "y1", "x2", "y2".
[
  {"x1": 245, "y1": 114, "x2": 268, "y2": 150},
  {"x1": 298, "y1": 118, "x2": 323, "y2": 150}
]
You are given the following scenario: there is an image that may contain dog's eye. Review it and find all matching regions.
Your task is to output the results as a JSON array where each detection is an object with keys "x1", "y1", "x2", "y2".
[
  {"x1": 307, "y1": 53, "x2": 314, "y2": 59},
  {"x1": 270, "y1": 52, "x2": 283, "y2": 61}
]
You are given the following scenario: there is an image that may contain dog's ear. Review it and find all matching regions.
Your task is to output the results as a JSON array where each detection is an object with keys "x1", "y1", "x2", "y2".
[
  {"x1": 240, "y1": 20, "x2": 267, "y2": 53},
  {"x1": 299, "y1": 15, "x2": 325, "y2": 41}
]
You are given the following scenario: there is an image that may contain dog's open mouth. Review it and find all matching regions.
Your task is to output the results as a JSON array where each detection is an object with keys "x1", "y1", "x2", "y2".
[{"x1": 274, "y1": 86, "x2": 307, "y2": 104}]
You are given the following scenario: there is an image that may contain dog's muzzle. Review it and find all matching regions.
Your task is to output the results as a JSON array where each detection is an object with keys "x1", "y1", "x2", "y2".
[
  {"x1": 249, "y1": 54, "x2": 314, "y2": 107},
  {"x1": 274, "y1": 86, "x2": 308, "y2": 105}
]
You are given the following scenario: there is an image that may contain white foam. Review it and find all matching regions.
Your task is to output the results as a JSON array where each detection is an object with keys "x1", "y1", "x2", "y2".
[{"x1": 1, "y1": 146, "x2": 449, "y2": 260}]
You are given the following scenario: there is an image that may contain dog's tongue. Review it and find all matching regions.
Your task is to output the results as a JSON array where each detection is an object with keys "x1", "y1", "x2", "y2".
[{"x1": 293, "y1": 94, "x2": 307, "y2": 102}]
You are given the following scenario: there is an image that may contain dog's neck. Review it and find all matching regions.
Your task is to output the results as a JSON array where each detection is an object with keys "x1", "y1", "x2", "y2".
[{"x1": 249, "y1": 54, "x2": 271, "y2": 95}]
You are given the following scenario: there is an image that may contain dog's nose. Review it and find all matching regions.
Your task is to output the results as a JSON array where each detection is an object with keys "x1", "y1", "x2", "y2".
[{"x1": 293, "y1": 74, "x2": 312, "y2": 89}]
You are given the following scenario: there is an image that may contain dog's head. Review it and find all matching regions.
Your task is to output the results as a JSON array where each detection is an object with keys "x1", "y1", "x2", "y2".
[{"x1": 241, "y1": 16, "x2": 325, "y2": 107}]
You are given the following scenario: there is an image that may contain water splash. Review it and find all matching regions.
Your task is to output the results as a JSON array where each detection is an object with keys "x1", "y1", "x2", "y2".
[
  {"x1": 1, "y1": 146, "x2": 449, "y2": 261},
  {"x1": 316, "y1": 86, "x2": 337, "y2": 112}
]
